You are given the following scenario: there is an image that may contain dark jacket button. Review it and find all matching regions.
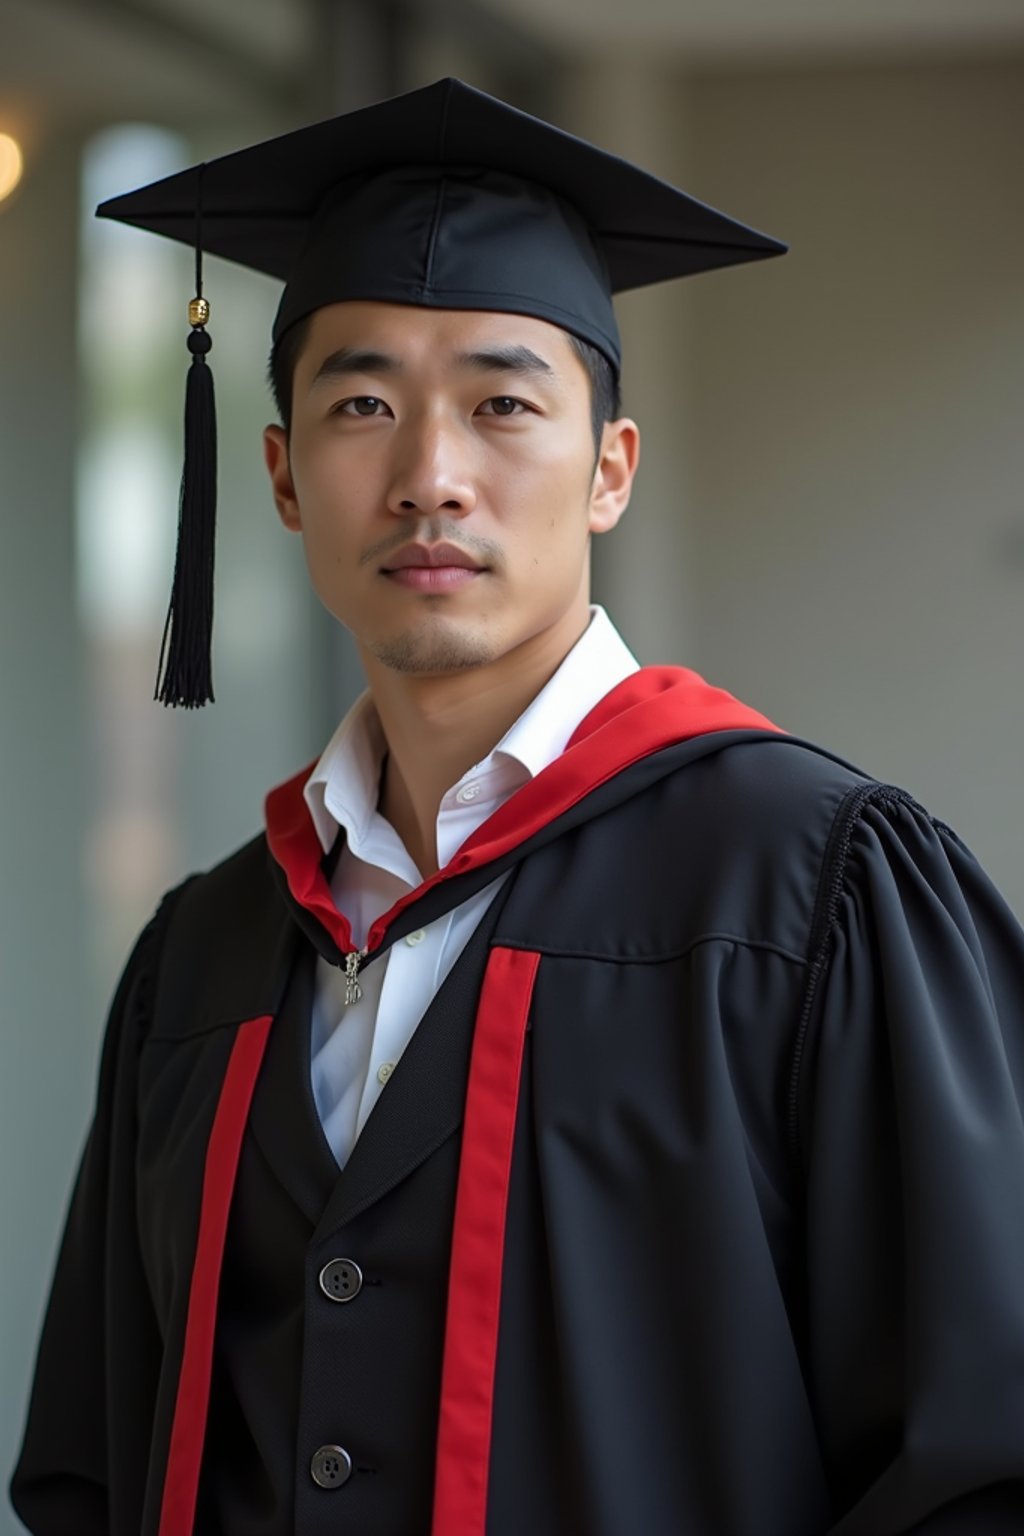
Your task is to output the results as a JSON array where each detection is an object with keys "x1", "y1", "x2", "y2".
[
  {"x1": 310, "y1": 1445, "x2": 352, "y2": 1488},
  {"x1": 319, "y1": 1257, "x2": 363, "y2": 1302}
]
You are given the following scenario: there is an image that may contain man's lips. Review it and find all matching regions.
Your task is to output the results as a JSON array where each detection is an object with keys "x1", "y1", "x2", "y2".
[
  {"x1": 384, "y1": 566, "x2": 483, "y2": 590},
  {"x1": 381, "y1": 542, "x2": 484, "y2": 571},
  {"x1": 380, "y1": 542, "x2": 487, "y2": 591}
]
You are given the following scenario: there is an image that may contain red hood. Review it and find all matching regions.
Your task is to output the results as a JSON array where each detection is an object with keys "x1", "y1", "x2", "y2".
[{"x1": 265, "y1": 665, "x2": 781, "y2": 959}]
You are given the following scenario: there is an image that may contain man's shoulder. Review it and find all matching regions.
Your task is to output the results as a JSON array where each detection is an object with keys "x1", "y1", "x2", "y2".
[
  {"x1": 649, "y1": 729, "x2": 878, "y2": 846},
  {"x1": 144, "y1": 829, "x2": 292, "y2": 1035},
  {"x1": 186, "y1": 825, "x2": 272, "y2": 892},
  {"x1": 627, "y1": 731, "x2": 906, "y2": 927},
  {"x1": 580, "y1": 665, "x2": 880, "y2": 848},
  {"x1": 161, "y1": 827, "x2": 273, "y2": 931}
]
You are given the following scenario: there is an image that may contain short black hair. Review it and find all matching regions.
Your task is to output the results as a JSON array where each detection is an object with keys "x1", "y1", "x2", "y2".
[{"x1": 267, "y1": 315, "x2": 621, "y2": 454}]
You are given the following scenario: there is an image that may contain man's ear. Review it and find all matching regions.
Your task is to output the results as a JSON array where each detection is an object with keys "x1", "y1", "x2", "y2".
[
  {"x1": 264, "y1": 424, "x2": 301, "y2": 531},
  {"x1": 588, "y1": 418, "x2": 640, "y2": 535}
]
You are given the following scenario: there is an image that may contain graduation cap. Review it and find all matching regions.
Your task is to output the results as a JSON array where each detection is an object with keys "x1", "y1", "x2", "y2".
[{"x1": 97, "y1": 76, "x2": 786, "y2": 707}]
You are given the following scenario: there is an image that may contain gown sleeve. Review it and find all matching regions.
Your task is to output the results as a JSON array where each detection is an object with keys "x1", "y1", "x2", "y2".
[
  {"x1": 796, "y1": 787, "x2": 1024, "y2": 1535},
  {"x1": 9, "y1": 893, "x2": 181, "y2": 1535}
]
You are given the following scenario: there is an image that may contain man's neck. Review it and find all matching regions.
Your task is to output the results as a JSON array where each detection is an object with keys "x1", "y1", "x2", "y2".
[{"x1": 364, "y1": 609, "x2": 591, "y2": 878}]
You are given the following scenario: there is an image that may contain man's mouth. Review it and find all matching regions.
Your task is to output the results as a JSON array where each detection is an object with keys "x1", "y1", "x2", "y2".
[{"x1": 381, "y1": 542, "x2": 486, "y2": 590}]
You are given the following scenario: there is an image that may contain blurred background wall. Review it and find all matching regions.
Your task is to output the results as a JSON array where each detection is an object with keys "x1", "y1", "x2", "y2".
[{"x1": 1, "y1": 0, "x2": 1022, "y2": 1523}]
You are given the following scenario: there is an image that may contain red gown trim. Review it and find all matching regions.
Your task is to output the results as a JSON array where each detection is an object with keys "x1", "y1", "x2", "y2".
[
  {"x1": 431, "y1": 946, "x2": 542, "y2": 1534},
  {"x1": 157, "y1": 1014, "x2": 274, "y2": 1536},
  {"x1": 265, "y1": 665, "x2": 781, "y2": 961}
]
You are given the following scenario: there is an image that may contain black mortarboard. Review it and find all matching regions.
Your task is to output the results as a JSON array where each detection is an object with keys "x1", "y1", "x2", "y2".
[{"x1": 97, "y1": 77, "x2": 786, "y2": 706}]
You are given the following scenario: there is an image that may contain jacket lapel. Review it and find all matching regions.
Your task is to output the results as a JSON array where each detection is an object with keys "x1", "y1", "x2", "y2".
[{"x1": 247, "y1": 937, "x2": 340, "y2": 1226}]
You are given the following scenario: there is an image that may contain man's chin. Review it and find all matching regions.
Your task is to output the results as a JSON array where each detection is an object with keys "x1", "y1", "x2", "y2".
[{"x1": 366, "y1": 622, "x2": 499, "y2": 677}]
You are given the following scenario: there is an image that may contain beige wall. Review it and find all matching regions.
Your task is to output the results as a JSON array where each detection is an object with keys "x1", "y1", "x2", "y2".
[
  {"x1": 568, "y1": 54, "x2": 1024, "y2": 915},
  {"x1": 689, "y1": 57, "x2": 1024, "y2": 913},
  {"x1": 563, "y1": 57, "x2": 701, "y2": 664}
]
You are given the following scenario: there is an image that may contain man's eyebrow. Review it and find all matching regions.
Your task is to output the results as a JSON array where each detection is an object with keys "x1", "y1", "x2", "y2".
[
  {"x1": 453, "y1": 345, "x2": 557, "y2": 380},
  {"x1": 308, "y1": 342, "x2": 560, "y2": 389},
  {"x1": 309, "y1": 347, "x2": 403, "y2": 386}
]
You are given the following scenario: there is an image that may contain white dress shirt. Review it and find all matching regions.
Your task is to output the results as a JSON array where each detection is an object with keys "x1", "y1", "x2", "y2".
[{"x1": 302, "y1": 606, "x2": 639, "y2": 1168}]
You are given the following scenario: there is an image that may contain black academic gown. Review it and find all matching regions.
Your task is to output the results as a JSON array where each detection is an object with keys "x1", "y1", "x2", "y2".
[{"x1": 11, "y1": 667, "x2": 1024, "y2": 1535}]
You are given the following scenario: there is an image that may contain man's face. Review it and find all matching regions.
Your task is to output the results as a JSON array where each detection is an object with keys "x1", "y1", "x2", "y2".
[{"x1": 264, "y1": 301, "x2": 636, "y2": 679}]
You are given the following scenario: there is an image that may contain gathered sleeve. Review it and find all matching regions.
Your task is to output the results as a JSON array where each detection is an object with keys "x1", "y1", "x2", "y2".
[{"x1": 796, "y1": 788, "x2": 1024, "y2": 1534}]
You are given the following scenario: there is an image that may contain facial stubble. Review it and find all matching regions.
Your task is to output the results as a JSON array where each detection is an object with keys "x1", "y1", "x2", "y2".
[{"x1": 367, "y1": 598, "x2": 500, "y2": 675}]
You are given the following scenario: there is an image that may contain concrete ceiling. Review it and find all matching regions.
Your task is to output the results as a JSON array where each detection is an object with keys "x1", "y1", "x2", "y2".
[
  {"x1": 2, "y1": 0, "x2": 1023, "y2": 151},
  {"x1": 0, "y1": 0, "x2": 305, "y2": 134},
  {"x1": 474, "y1": 0, "x2": 1024, "y2": 60}
]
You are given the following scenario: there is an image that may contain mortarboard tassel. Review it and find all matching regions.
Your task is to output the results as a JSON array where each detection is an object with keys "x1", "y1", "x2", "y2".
[{"x1": 156, "y1": 165, "x2": 217, "y2": 707}]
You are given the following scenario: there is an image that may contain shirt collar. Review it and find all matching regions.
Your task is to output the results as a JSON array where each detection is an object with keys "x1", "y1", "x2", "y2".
[
  {"x1": 484, "y1": 605, "x2": 639, "y2": 783},
  {"x1": 302, "y1": 605, "x2": 640, "y2": 856},
  {"x1": 303, "y1": 692, "x2": 387, "y2": 856}
]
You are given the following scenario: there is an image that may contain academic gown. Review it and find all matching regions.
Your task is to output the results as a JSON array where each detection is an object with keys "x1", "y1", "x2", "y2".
[{"x1": 11, "y1": 667, "x2": 1024, "y2": 1536}]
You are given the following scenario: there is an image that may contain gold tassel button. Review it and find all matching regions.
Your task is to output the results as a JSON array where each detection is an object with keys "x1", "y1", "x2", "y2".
[{"x1": 188, "y1": 296, "x2": 211, "y2": 327}]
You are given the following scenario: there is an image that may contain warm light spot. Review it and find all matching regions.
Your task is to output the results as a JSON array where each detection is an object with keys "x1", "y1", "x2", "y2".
[{"x1": 0, "y1": 133, "x2": 24, "y2": 202}]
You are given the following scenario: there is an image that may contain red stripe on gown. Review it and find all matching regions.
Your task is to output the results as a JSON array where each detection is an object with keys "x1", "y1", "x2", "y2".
[
  {"x1": 432, "y1": 947, "x2": 541, "y2": 1535},
  {"x1": 157, "y1": 1014, "x2": 273, "y2": 1536}
]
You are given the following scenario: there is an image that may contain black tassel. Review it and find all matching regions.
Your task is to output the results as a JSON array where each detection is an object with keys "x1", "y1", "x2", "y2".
[
  {"x1": 155, "y1": 324, "x2": 217, "y2": 706},
  {"x1": 156, "y1": 163, "x2": 217, "y2": 707}
]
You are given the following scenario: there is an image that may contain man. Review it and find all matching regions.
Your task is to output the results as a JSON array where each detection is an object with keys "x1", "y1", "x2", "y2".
[{"x1": 11, "y1": 78, "x2": 1024, "y2": 1536}]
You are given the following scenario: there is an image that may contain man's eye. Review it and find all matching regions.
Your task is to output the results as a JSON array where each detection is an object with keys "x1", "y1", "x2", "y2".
[
  {"x1": 337, "y1": 396, "x2": 387, "y2": 416},
  {"x1": 480, "y1": 396, "x2": 526, "y2": 417}
]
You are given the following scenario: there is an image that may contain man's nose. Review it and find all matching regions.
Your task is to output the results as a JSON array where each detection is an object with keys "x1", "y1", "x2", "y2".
[{"x1": 385, "y1": 417, "x2": 477, "y2": 518}]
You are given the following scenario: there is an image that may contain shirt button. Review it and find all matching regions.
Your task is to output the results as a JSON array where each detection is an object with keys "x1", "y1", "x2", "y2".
[
  {"x1": 405, "y1": 929, "x2": 426, "y2": 946},
  {"x1": 310, "y1": 1444, "x2": 352, "y2": 1488},
  {"x1": 377, "y1": 1062, "x2": 395, "y2": 1085},
  {"x1": 319, "y1": 1258, "x2": 363, "y2": 1303},
  {"x1": 456, "y1": 781, "x2": 482, "y2": 804}
]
